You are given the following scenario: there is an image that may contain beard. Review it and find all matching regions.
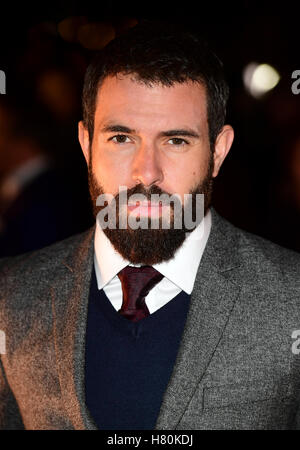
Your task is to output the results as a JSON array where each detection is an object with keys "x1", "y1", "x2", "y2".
[{"x1": 88, "y1": 156, "x2": 214, "y2": 265}]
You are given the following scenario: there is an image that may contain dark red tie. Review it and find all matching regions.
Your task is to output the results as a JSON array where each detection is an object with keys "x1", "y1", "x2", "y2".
[{"x1": 117, "y1": 266, "x2": 163, "y2": 322}]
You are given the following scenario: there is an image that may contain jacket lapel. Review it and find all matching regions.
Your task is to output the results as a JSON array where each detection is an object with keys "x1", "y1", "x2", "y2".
[
  {"x1": 51, "y1": 227, "x2": 97, "y2": 430},
  {"x1": 155, "y1": 208, "x2": 242, "y2": 429}
]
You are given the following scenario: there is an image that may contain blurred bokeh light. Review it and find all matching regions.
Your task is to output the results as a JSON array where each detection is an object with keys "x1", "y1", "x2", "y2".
[
  {"x1": 77, "y1": 22, "x2": 115, "y2": 50},
  {"x1": 58, "y1": 16, "x2": 88, "y2": 42},
  {"x1": 243, "y1": 62, "x2": 280, "y2": 98}
]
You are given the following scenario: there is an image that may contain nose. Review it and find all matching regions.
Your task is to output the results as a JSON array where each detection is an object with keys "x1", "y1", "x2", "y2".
[{"x1": 131, "y1": 143, "x2": 164, "y2": 187}]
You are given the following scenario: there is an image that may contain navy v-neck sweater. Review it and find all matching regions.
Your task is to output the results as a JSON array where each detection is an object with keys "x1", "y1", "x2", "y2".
[{"x1": 85, "y1": 266, "x2": 191, "y2": 430}]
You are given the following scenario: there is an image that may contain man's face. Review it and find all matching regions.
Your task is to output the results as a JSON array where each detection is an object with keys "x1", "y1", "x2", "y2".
[{"x1": 79, "y1": 74, "x2": 233, "y2": 264}]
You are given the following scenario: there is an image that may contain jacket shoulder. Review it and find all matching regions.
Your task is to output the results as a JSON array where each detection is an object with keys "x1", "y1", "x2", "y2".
[
  {"x1": 227, "y1": 221, "x2": 300, "y2": 288},
  {"x1": 0, "y1": 227, "x2": 95, "y2": 290},
  {"x1": 238, "y1": 227, "x2": 300, "y2": 281},
  {"x1": 211, "y1": 209, "x2": 300, "y2": 285}
]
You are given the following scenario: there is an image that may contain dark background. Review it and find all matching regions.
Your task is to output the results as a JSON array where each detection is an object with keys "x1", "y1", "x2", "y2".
[{"x1": 0, "y1": 2, "x2": 299, "y2": 254}]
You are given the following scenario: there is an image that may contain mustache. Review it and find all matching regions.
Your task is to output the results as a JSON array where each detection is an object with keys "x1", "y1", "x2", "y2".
[
  {"x1": 116, "y1": 183, "x2": 171, "y2": 200},
  {"x1": 113, "y1": 183, "x2": 181, "y2": 209}
]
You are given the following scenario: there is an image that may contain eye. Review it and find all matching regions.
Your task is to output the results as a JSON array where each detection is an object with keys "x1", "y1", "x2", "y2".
[
  {"x1": 168, "y1": 138, "x2": 189, "y2": 146},
  {"x1": 109, "y1": 134, "x2": 131, "y2": 144}
]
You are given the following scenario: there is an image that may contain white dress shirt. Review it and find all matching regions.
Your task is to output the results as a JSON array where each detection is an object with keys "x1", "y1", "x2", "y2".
[{"x1": 94, "y1": 209, "x2": 212, "y2": 314}]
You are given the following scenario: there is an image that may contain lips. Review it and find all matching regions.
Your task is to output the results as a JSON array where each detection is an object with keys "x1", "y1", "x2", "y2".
[{"x1": 127, "y1": 202, "x2": 163, "y2": 216}]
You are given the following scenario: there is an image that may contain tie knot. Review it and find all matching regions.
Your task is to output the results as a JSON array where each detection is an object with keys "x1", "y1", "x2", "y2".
[{"x1": 117, "y1": 266, "x2": 163, "y2": 321}]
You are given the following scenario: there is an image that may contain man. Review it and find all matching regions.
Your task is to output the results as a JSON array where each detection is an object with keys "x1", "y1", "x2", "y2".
[{"x1": 0, "y1": 21, "x2": 300, "y2": 430}]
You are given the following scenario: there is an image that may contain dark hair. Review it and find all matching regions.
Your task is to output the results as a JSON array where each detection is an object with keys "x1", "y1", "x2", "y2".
[{"x1": 82, "y1": 20, "x2": 229, "y2": 150}]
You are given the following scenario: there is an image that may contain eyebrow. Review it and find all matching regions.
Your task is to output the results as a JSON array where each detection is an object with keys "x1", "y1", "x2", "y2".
[
  {"x1": 100, "y1": 124, "x2": 134, "y2": 134},
  {"x1": 158, "y1": 129, "x2": 200, "y2": 139},
  {"x1": 100, "y1": 123, "x2": 201, "y2": 139}
]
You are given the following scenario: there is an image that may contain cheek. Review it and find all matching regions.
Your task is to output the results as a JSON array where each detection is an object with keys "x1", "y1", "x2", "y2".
[
  {"x1": 163, "y1": 161, "x2": 199, "y2": 193},
  {"x1": 174, "y1": 163, "x2": 207, "y2": 198},
  {"x1": 92, "y1": 153, "x2": 132, "y2": 193}
]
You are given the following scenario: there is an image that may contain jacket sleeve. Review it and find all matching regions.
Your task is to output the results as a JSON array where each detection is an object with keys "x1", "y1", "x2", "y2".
[
  {"x1": 0, "y1": 258, "x2": 24, "y2": 429},
  {"x1": 0, "y1": 357, "x2": 24, "y2": 429}
]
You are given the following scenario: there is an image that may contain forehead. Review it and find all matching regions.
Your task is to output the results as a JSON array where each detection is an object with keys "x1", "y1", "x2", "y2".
[{"x1": 94, "y1": 75, "x2": 208, "y2": 132}]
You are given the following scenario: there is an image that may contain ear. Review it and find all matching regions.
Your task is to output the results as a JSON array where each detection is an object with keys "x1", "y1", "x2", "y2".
[
  {"x1": 78, "y1": 121, "x2": 90, "y2": 165},
  {"x1": 212, "y1": 125, "x2": 234, "y2": 177}
]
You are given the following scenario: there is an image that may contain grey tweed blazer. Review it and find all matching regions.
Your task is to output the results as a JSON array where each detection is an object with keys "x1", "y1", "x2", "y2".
[{"x1": 1, "y1": 208, "x2": 300, "y2": 430}]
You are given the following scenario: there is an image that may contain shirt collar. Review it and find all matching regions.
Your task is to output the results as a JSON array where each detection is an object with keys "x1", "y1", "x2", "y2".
[{"x1": 94, "y1": 209, "x2": 212, "y2": 294}]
